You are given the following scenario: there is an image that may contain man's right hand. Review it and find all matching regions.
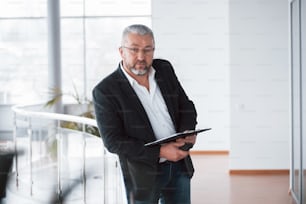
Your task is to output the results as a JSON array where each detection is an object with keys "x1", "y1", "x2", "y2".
[{"x1": 159, "y1": 141, "x2": 189, "y2": 162}]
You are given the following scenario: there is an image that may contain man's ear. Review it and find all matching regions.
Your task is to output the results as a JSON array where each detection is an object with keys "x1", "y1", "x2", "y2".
[{"x1": 119, "y1": 47, "x2": 124, "y2": 58}]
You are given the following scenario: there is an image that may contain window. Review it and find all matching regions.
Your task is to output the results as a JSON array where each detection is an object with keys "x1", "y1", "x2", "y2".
[{"x1": 0, "y1": 0, "x2": 151, "y2": 104}]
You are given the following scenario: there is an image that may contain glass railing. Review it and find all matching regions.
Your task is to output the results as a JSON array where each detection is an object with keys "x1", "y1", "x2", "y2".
[{"x1": 8, "y1": 103, "x2": 127, "y2": 204}]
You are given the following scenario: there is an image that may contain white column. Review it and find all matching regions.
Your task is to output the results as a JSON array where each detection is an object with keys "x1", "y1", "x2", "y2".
[{"x1": 47, "y1": 0, "x2": 62, "y2": 113}]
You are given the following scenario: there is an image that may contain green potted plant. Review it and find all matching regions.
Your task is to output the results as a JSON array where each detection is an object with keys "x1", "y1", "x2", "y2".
[{"x1": 44, "y1": 84, "x2": 100, "y2": 137}]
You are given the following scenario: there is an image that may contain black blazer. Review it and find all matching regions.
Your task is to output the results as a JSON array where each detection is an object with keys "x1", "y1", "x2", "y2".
[{"x1": 93, "y1": 59, "x2": 197, "y2": 199}]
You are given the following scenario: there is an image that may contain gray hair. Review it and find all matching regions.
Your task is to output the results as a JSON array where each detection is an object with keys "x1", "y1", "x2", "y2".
[{"x1": 121, "y1": 24, "x2": 155, "y2": 45}]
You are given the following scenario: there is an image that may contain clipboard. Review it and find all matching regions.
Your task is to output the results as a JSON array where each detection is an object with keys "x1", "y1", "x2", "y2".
[{"x1": 144, "y1": 128, "x2": 211, "y2": 147}]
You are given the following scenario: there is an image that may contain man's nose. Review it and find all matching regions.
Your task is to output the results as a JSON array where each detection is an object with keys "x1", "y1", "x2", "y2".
[{"x1": 136, "y1": 50, "x2": 145, "y2": 59}]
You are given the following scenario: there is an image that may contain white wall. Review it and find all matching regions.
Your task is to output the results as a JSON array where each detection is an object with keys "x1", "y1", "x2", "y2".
[
  {"x1": 229, "y1": 0, "x2": 290, "y2": 170},
  {"x1": 152, "y1": 0, "x2": 290, "y2": 170},
  {"x1": 152, "y1": 0, "x2": 231, "y2": 151}
]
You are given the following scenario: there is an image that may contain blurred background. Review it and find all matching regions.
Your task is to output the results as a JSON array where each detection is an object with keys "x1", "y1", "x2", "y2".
[{"x1": 0, "y1": 0, "x2": 305, "y2": 203}]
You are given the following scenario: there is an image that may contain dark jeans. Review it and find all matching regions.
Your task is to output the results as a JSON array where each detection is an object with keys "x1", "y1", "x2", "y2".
[{"x1": 128, "y1": 160, "x2": 191, "y2": 204}]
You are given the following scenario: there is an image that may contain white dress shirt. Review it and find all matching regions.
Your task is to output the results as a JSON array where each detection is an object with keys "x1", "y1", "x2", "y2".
[{"x1": 120, "y1": 64, "x2": 176, "y2": 161}]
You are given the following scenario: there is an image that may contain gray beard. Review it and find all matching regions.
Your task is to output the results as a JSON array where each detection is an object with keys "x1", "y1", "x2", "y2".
[{"x1": 130, "y1": 66, "x2": 149, "y2": 76}]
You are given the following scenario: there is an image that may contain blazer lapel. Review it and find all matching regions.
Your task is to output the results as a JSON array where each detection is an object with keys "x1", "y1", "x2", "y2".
[
  {"x1": 154, "y1": 71, "x2": 177, "y2": 129},
  {"x1": 116, "y1": 67, "x2": 153, "y2": 130}
]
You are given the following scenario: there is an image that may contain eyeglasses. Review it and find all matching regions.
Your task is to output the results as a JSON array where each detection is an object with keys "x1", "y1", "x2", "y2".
[{"x1": 122, "y1": 46, "x2": 155, "y2": 55}]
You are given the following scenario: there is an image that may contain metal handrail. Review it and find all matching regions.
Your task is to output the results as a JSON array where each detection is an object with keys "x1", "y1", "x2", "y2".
[
  {"x1": 11, "y1": 103, "x2": 126, "y2": 204},
  {"x1": 12, "y1": 104, "x2": 97, "y2": 127}
]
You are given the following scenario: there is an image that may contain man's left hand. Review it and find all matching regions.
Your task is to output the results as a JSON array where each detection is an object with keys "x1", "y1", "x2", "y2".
[{"x1": 176, "y1": 134, "x2": 197, "y2": 145}]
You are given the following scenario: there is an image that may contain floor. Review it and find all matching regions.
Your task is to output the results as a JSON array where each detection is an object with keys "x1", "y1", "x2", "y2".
[
  {"x1": 1, "y1": 136, "x2": 296, "y2": 204},
  {"x1": 191, "y1": 154, "x2": 294, "y2": 204}
]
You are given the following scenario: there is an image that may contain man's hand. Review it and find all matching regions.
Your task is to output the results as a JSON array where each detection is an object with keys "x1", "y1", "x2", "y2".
[
  {"x1": 159, "y1": 134, "x2": 197, "y2": 161},
  {"x1": 176, "y1": 134, "x2": 197, "y2": 145},
  {"x1": 176, "y1": 134, "x2": 197, "y2": 151},
  {"x1": 159, "y1": 141, "x2": 189, "y2": 162}
]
